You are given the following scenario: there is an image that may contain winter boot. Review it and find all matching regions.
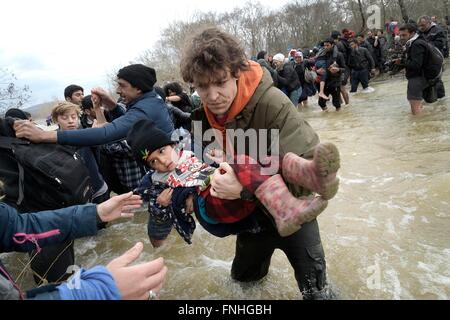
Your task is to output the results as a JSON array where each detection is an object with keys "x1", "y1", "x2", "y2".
[
  {"x1": 282, "y1": 142, "x2": 340, "y2": 200},
  {"x1": 254, "y1": 174, "x2": 328, "y2": 237}
]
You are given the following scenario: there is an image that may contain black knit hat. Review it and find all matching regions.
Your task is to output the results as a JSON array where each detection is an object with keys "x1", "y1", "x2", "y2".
[
  {"x1": 127, "y1": 119, "x2": 174, "y2": 165},
  {"x1": 330, "y1": 30, "x2": 341, "y2": 40},
  {"x1": 117, "y1": 64, "x2": 157, "y2": 93},
  {"x1": 5, "y1": 108, "x2": 29, "y2": 120}
]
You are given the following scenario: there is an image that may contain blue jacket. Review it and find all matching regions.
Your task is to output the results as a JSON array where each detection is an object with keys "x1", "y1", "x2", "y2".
[
  {"x1": 0, "y1": 203, "x2": 99, "y2": 300},
  {"x1": 57, "y1": 90, "x2": 174, "y2": 146}
]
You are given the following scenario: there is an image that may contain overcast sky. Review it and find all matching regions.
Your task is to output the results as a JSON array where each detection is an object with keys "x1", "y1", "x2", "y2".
[{"x1": 1, "y1": 0, "x2": 291, "y2": 106}]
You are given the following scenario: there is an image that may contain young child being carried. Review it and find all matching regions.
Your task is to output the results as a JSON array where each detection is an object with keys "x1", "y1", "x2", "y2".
[{"x1": 128, "y1": 120, "x2": 340, "y2": 246}]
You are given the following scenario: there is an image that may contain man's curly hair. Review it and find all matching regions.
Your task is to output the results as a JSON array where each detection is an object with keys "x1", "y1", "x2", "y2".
[{"x1": 180, "y1": 27, "x2": 249, "y2": 87}]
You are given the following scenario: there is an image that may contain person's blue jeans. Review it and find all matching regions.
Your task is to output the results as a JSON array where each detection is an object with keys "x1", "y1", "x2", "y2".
[
  {"x1": 289, "y1": 87, "x2": 302, "y2": 106},
  {"x1": 350, "y1": 69, "x2": 369, "y2": 92}
]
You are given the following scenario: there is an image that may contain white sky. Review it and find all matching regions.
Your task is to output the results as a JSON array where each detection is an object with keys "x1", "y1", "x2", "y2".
[{"x1": 1, "y1": 0, "x2": 291, "y2": 106}]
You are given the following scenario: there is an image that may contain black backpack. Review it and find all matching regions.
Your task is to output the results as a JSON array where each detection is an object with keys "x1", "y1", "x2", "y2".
[
  {"x1": 423, "y1": 41, "x2": 444, "y2": 80},
  {"x1": 0, "y1": 118, "x2": 93, "y2": 212}
]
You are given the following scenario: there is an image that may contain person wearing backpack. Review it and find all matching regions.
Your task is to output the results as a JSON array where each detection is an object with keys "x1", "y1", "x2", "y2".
[
  {"x1": 0, "y1": 116, "x2": 95, "y2": 285},
  {"x1": 397, "y1": 23, "x2": 443, "y2": 115},
  {"x1": 51, "y1": 101, "x2": 109, "y2": 205},
  {"x1": 418, "y1": 15, "x2": 446, "y2": 99}
]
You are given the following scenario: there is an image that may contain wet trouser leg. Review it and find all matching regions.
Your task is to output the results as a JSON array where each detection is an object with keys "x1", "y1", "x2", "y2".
[
  {"x1": 231, "y1": 229, "x2": 276, "y2": 282},
  {"x1": 360, "y1": 70, "x2": 369, "y2": 89},
  {"x1": 436, "y1": 78, "x2": 446, "y2": 98},
  {"x1": 318, "y1": 95, "x2": 328, "y2": 110},
  {"x1": 350, "y1": 70, "x2": 360, "y2": 92},
  {"x1": 329, "y1": 86, "x2": 342, "y2": 110},
  {"x1": 231, "y1": 213, "x2": 330, "y2": 299},
  {"x1": 282, "y1": 219, "x2": 329, "y2": 299}
]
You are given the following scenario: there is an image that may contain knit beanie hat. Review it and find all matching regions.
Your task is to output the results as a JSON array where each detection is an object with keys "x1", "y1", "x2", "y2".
[
  {"x1": 5, "y1": 108, "x2": 29, "y2": 120},
  {"x1": 272, "y1": 53, "x2": 285, "y2": 63},
  {"x1": 127, "y1": 119, "x2": 174, "y2": 164},
  {"x1": 331, "y1": 30, "x2": 341, "y2": 40},
  {"x1": 117, "y1": 64, "x2": 157, "y2": 93}
]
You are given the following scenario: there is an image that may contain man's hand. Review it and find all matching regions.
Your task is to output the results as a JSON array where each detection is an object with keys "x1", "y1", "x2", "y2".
[
  {"x1": 91, "y1": 93, "x2": 102, "y2": 109},
  {"x1": 210, "y1": 163, "x2": 243, "y2": 200},
  {"x1": 13, "y1": 120, "x2": 56, "y2": 143},
  {"x1": 96, "y1": 192, "x2": 143, "y2": 222},
  {"x1": 156, "y1": 188, "x2": 173, "y2": 207},
  {"x1": 107, "y1": 243, "x2": 167, "y2": 300},
  {"x1": 91, "y1": 87, "x2": 117, "y2": 110}
]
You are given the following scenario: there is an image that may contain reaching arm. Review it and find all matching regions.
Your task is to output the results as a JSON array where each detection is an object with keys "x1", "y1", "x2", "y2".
[
  {"x1": 0, "y1": 203, "x2": 98, "y2": 253},
  {"x1": 0, "y1": 193, "x2": 141, "y2": 253}
]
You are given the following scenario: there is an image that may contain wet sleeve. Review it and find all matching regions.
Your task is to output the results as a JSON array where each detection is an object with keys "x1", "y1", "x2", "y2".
[{"x1": 0, "y1": 203, "x2": 98, "y2": 253}]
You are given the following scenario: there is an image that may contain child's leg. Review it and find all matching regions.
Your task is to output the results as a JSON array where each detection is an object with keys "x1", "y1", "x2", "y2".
[
  {"x1": 282, "y1": 142, "x2": 340, "y2": 200},
  {"x1": 318, "y1": 81, "x2": 330, "y2": 100},
  {"x1": 228, "y1": 155, "x2": 329, "y2": 237},
  {"x1": 254, "y1": 175, "x2": 328, "y2": 237}
]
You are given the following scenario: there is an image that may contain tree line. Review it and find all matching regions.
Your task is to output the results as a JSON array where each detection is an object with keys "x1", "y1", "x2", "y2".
[{"x1": 136, "y1": 0, "x2": 449, "y2": 87}]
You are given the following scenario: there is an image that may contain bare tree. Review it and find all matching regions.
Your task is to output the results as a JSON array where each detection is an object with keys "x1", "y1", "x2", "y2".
[
  {"x1": 0, "y1": 68, "x2": 31, "y2": 113},
  {"x1": 357, "y1": 0, "x2": 367, "y2": 33},
  {"x1": 130, "y1": 0, "x2": 449, "y2": 88},
  {"x1": 397, "y1": 0, "x2": 409, "y2": 23}
]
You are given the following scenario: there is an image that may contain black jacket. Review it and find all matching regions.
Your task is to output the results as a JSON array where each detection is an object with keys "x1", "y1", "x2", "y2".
[
  {"x1": 336, "y1": 39, "x2": 352, "y2": 65},
  {"x1": 404, "y1": 35, "x2": 428, "y2": 79},
  {"x1": 421, "y1": 24, "x2": 447, "y2": 54},
  {"x1": 348, "y1": 47, "x2": 375, "y2": 71},
  {"x1": 277, "y1": 62, "x2": 301, "y2": 92},
  {"x1": 323, "y1": 48, "x2": 347, "y2": 88},
  {"x1": 294, "y1": 62, "x2": 306, "y2": 86}
]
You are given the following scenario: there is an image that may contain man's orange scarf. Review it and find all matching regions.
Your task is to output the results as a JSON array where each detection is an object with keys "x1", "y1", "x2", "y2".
[{"x1": 203, "y1": 61, "x2": 263, "y2": 153}]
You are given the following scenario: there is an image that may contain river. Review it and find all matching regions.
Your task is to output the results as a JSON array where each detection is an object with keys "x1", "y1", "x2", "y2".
[{"x1": 2, "y1": 70, "x2": 449, "y2": 300}]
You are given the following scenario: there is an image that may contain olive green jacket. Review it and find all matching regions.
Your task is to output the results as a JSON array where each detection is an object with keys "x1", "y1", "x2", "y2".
[{"x1": 191, "y1": 68, "x2": 320, "y2": 197}]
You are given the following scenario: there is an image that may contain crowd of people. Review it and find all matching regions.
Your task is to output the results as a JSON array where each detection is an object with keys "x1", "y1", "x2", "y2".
[
  {"x1": 0, "y1": 14, "x2": 447, "y2": 301},
  {"x1": 254, "y1": 15, "x2": 447, "y2": 114}
]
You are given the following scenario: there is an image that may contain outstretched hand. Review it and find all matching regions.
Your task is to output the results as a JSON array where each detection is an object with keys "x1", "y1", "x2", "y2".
[
  {"x1": 107, "y1": 242, "x2": 167, "y2": 300},
  {"x1": 96, "y1": 192, "x2": 143, "y2": 222}
]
